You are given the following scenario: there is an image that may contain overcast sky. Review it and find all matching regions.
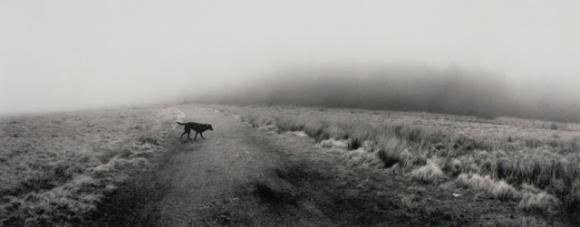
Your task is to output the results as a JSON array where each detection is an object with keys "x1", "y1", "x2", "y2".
[{"x1": 1, "y1": 0, "x2": 579, "y2": 114}]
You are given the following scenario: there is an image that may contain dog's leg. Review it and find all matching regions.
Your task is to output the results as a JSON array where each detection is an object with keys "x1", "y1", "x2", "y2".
[
  {"x1": 193, "y1": 132, "x2": 198, "y2": 141},
  {"x1": 200, "y1": 133, "x2": 205, "y2": 140},
  {"x1": 180, "y1": 131, "x2": 187, "y2": 139}
]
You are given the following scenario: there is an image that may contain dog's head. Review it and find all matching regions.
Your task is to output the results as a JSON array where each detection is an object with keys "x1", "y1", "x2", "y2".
[{"x1": 207, "y1": 124, "x2": 213, "y2": 131}]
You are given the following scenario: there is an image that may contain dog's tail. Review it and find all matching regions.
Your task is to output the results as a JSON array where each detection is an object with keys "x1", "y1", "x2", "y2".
[{"x1": 176, "y1": 121, "x2": 185, "y2": 125}]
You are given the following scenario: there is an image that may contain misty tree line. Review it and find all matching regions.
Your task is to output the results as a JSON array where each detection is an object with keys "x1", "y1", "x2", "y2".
[{"x1": 202, "y1": 66, "x2": 580, "y2": 122}]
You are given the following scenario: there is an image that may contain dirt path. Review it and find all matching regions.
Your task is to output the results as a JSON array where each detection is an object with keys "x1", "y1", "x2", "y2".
[
  {"x1": 151, "y1": 108, "x2": 289, "y2": 226},
  {"x1": 95, "y1": 106, "x2": 568, "y2": 226}
]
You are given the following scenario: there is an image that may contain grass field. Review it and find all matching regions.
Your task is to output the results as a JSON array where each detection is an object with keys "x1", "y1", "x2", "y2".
[
  {"x1": 2, "y1": 103, "x2": 579, "y2": 225},
  {"x1": 0, "y1": 106, "x2": 182, "y2": 226},
  {"x1": 218, "y1": 105, "x2": 580, "y2": 216}
]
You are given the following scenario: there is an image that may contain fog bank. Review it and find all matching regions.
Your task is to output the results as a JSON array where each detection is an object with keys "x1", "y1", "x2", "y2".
[
  {"x1": 202, "y1": 65, "x2": 580, "y2": 122},
  {"x1": 1, "y1": 0, "x2": 579, "y2": 117}
]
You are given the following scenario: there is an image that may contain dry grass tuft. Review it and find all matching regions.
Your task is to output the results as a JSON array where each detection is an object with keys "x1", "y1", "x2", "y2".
[
  {"x1": 410, "y1": 159, "x2": 447, "y2": 183},
  {"x1": 518, "y1": 191, "x2": 560, "y2": 214},
  {"x1": 456, "y1": 174, "x2": 520, "y2": 200},
  {"x1": 319, "y1": 138, "x2": 348, "y2": 150}
]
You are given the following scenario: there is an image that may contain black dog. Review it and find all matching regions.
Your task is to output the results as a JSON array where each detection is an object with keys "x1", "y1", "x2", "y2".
[{"x1": 176, "y1": 121, "x2": 213, "y2": 140}]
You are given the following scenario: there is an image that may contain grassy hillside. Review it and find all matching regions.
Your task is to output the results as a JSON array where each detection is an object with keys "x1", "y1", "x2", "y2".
[
  {"x1": 219, "y1": 105, "x2": 580, "y2": 218},
  {"x1": 0, "y1": 106, "x2": 181, "y2": 226}
]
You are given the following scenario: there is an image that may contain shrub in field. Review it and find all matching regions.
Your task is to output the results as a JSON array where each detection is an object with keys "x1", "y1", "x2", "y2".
[
  {"x1": 456, "y1": 174, "x2": 520, "y2": 200},
  {"x1": 410, "y1": 159, "x2": 447, "y2": 183},
  {"x1": 323, "y1": 124, "x2": 349, "y2": 140},
  {"x1": 377, "y1": 147, "x2": 415, "y2": 168},
  {"x1": 442, "y1": 158, "x2": 463, "y2": 176},
  {"x1": 375, "y1": 136, "x2": 412, "y2": 167},
  {"x1": 489, "y1": 150, "x2": 573, "y2": 187},
  {"x1": 471, "y1": 149, "x2": 580, "y2": 205},
  {"x1": 518, "y1": 191, "x2": 560, "y2": 214},
  {"x1": 302, "y1": 120, "x2": 326, "y2": 139},
  {"x1": 377, "y1": 148, "x2": 401, "y2": 168},
  {"x1": 344, "y1": 149, "x2": 382, "y2": 168}
]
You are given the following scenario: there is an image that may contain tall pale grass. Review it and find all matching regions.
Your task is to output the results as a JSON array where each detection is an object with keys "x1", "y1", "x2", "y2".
[
  {"x1": 410, "y1": 159, "x2": 447, "y2": 183},
  {"x1": 456, "y1": 173, "x2": 520, "y2": 200},
  {"x1": 222, "y1": 105, "x2": 580, "y2": 214}
]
